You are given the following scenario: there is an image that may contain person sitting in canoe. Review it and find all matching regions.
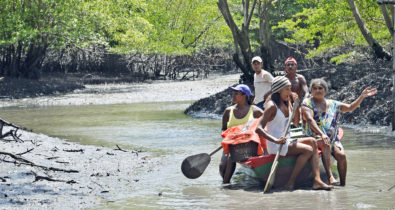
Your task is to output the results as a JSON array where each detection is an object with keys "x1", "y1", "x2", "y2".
[
  {"x1": 220, "y1": 84, "x2": 263, "y2": 183},
  {"x1": 255, "y1": 76, "x2": 332, "y2": 190},
  {"x1": 301, "y1": 78, "x2": 377, "y2": 186}
]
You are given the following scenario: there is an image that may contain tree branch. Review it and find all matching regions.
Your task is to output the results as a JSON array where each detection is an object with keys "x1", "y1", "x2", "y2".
[
  {"x1": 0, "y1": 151, "x2": 79, "y2": 173},
  {"x1": 245, "y1": 0, "x2": 258, "y2": 29}
]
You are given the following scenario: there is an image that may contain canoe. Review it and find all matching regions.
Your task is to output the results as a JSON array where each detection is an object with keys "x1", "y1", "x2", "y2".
[{"x1": 238, "y1": 127, "x2": 344, "y2": 188}]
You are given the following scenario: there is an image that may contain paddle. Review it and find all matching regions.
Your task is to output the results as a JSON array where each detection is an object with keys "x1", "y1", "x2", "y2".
[
  {"x1": 263, "y1": 97, "x2": 301, "y2": 193},
  {"x1": 181, "y1": 146, "x2": 222, "y2": 179}
]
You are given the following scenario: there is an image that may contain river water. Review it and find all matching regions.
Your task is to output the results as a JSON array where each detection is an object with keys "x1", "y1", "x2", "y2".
[{"x1": 0, "y1": 75, "x2": 394, "y2": 209}]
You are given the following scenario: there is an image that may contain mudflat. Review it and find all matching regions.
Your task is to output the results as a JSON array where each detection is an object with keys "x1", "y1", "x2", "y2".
[
  {"x1": 0, "y1": 73, "x2": 240, "y2": 209},
  {"x1": 0, "y1": 125, "x2": 158, "y2": 209}
]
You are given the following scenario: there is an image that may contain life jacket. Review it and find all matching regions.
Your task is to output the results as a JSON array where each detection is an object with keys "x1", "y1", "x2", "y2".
[{"x1": 221, "y1": 119, "x2": 266, "y2": 155}]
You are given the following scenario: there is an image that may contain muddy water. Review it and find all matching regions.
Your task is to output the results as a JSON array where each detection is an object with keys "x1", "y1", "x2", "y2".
[
  {"x1": 1, "y1": 101, "x2": 394, "y2": 209},
  {"x1": 1, "y1": 74, "x2": 394, "y2": 209}
]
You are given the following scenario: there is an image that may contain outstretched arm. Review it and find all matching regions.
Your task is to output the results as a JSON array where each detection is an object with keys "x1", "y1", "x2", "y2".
[{"x1": 340, "y1": 87, "x2": 377, "y2": 112}]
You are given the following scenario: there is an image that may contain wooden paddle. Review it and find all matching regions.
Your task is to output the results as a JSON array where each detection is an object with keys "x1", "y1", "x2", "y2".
[
  {"x1": 181, "y1": 146, "x2": 222, "y2": 179},
  {"x1": 263, "y1": 98, "x2": 301, "y2": 193}
]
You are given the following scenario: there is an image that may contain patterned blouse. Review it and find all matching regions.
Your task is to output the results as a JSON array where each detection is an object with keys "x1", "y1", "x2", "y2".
[{"x1": 302, "y1": 98, "x2": 341, "y2": 140}]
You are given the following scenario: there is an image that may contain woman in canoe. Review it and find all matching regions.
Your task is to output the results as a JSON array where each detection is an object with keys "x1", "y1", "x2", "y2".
[
  {"x1": 301, "y1": 78, "x2": 377, "y2": 186},
  {"x1": 255, "y1": 76, "x2": 332, "y2": 190},
  {"x1": 220, "y1": 84, "x2": 263, "y2": 183}
]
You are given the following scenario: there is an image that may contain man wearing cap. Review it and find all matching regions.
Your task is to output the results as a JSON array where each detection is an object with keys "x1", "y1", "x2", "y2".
[
  {"x1": 251, "y1": 56, "x2": 274, "y2": 110},
  {"x1": 284, "y1": 57, "x2": 309, "y2": 99}
]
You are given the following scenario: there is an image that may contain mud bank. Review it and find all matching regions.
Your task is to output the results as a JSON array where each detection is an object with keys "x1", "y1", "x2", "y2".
[
  {"x1": 0, "y1": 125, "x2": 159, "y2": 209},
  {"x1": 185, "y1": 60, "x2": 393, "y2": 126},
  {"x1": 0, "y1": 73, "x2": 241, "y2": 209}
]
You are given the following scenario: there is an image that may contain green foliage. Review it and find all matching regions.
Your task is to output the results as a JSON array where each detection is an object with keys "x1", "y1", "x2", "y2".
[
  {"x1": 82, "y1": 0, "x2": 152, "y2": 53},
  {"x1": 1, "y1": 0, "x2": 390, "y2": 63},
  {"x1": 143, "y1": 0, "x2": 233, "y2": 54},
  {"x1": 275, "y1": 0, "x2": 392, "y2": 62},
  {"x1": 0, "y1": 0, "x2": 233, "y2": 56}
]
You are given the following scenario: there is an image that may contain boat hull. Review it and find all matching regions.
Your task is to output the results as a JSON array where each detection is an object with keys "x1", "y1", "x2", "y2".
[{"x1": 241, "y1": 155, "x2": 315, "y2": 188}]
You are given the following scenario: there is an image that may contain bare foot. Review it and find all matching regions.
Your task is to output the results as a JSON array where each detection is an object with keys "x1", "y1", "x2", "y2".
[
  {"x1": 312, "y1": 181, "x2": 333, "y2": 191},
  {"x1": 329, "y1": 176, "x2": 340, "y2": 185}
]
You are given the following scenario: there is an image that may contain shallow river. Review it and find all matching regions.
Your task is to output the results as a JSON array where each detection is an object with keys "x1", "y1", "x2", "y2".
[{"x1": 1, "y1": 75, "x2": 394, "y2": 209}]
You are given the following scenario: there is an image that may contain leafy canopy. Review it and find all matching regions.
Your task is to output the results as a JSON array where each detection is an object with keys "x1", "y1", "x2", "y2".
[{"x1": 275, "y1": 0, "x2": 392, "y2": 63}]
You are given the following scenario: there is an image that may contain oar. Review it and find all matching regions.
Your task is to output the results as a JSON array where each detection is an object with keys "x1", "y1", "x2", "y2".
[
  {"x1": 263, "y1": 98, "x2": 301, "y2": 193},
  {"x1": 181, "y1": 146, "x2": 222, "y2": 179}
]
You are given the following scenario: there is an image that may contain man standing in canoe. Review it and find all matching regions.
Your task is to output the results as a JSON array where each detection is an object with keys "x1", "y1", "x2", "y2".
[
  {"x1": 251, "y1": 56, "x2": 274, "y2": 110},
  {"x1": 284, "y1": 57, "x2": 309, "y2": 99}
]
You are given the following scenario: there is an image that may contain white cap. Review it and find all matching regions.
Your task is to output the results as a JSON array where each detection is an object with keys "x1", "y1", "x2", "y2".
[{"x1": 251, "y1": 56, "x2": 262, "y2": 63}]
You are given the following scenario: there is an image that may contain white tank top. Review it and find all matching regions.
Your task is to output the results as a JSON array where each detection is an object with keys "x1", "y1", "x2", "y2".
[{"x1": 265, "y1": 104, "x2": 292, "y2": 156}]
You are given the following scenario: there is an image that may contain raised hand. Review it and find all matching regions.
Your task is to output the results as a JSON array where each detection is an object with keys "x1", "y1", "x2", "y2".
[{"x1": 361, "y1": 87, "x2": 377, "y2": 98}]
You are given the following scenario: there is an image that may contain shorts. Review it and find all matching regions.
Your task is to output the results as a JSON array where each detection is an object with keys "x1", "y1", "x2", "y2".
[{"x1": 266, "y1": 138, "x2": 296, "y2": 156}]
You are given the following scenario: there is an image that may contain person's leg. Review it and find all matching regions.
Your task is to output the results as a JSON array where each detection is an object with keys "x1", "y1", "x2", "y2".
[
  {"x1": 333, "y1": 143, "x2": 347, "y2": 186},
  {"x1": 317, "y1": 139, "x2": 338, "y2": 184},
  {"x1": 284, "y1": 140, "x2": 313, "y2": 189},
  {"x1": 297, "y1": 137, "x2": 333, "y2": 190},
  {"x1": 219, "y1": 153, "x2": 227, "y2": 178},
  {"x1": 219, "y1": 153, "x2": 236, "y2": 183}
]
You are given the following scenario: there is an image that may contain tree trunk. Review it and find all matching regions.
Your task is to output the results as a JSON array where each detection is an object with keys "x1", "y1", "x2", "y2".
[
  {"x1": 258, "y1": 0, "x2": 274, "y2": 72},
  {"x1": 217, "y1": 0, "x2": 257, "y2": 83},
  {"x1": 380, "y1": 5, "x2": 394, "y2": 37},
  {"x1": 347, "y1": 0, "x2": 391, "y2": 60}
]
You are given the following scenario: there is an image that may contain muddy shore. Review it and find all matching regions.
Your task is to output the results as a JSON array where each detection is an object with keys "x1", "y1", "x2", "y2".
[
  {"x1": 0, "y1": 73, "x2": 240, "y2": 209},
  {"x1": 0, "y1": 125, "x2": 159, "y2": 209}
]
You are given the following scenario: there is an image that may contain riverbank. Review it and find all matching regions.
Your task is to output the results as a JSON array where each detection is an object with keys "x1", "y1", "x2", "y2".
[
  {"x1": 0, "y1": 72, "x2": 169, "y2": 99},
  {"x1": 185, "y1": 60, "x2": 393, "y2": 127},
  {"x1": 0, "y1": 73, "x2": 240, "y2": 108},
  {"x1": 0, "y1": 72, "x2": 241, "y2": 209},
  {"x1": 0, "y1": 124, "x2": 159, "y2": 209}
]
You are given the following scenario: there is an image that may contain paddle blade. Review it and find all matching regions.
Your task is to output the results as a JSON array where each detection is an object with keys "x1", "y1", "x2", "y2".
[{"x1": 181, "y1": 153, "x2": 211, "y2": 179}]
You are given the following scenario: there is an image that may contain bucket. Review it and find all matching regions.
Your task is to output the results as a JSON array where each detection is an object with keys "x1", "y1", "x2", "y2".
[{"x1": 229, "y1": 141, "x2": 258, "y2": 162}]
